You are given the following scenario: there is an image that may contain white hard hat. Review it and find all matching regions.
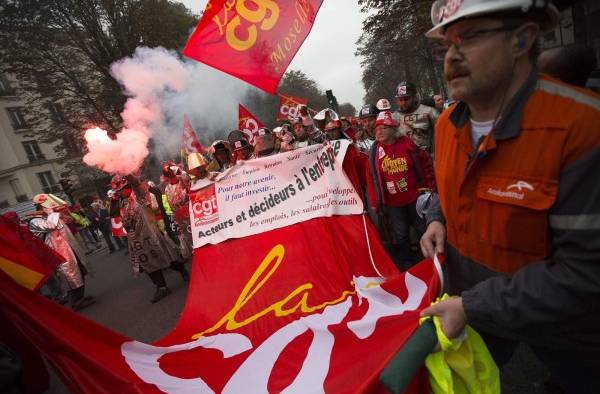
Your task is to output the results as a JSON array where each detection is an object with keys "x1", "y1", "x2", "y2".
[
  {"x1": 376, "y1": 98, "x2": 391, "y2": 111},
  {"x1": 426, "y1": 0, "x2": 560, "y2": 39}
]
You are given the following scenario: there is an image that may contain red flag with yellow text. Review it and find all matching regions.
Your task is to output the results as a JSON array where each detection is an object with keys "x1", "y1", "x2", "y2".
[
  {"x1": 238, "y1": 104, "x2": 265, "y2": 146},
  {"x1": 183, "y1": 0, "x2": 325, "y2": 94}
]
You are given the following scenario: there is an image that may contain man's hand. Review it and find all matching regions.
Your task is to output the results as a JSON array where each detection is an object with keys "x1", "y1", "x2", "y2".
[
  {"x1": 420, "y1": 220, "x2": 446, "y2": 258},
  {"x1": 420, "y1": 297, "x2": 467, "y2": 339}
]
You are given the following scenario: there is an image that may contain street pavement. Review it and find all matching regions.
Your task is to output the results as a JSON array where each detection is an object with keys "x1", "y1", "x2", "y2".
[
  {"x1": 78, "y1": 246, "x2": 190, "y2": 343},
  {"x1": 44, "y1": 242, "x2": 552, "y2": 393}
]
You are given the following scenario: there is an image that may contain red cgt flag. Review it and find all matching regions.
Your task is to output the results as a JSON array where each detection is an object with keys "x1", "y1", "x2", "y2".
[
  {"x1": 238, "y1": 104, "x2": 265, "y2": 146},
  {"x1": 277, "y1": 93, "x2": 308, "y2": 121},
  {"x1": 183, "y1": 0, "x2": 325, "y2": 94}
]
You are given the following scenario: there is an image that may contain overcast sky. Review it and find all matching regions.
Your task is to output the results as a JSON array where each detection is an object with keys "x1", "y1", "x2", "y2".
[{"x1": 179, "y1": 0, "x2": 367, "y2": 109}]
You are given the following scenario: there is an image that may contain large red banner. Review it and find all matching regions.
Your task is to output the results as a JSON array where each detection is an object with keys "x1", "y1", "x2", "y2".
[
  {"x1": 238, "y1": 103, "x2": 265, "y2": 146},
  {"x1": 1, "y1": 151, "x2": 442, "y2": 392},
  {"x1": 183, "y1": 0, "x2": 325, "y2": 94},
  {"x1": 277, "y1": 93, "x2": 308, "y2": 121},
  {"x1": 1, "y1": 215, "x2": 440, "y2": 393}
]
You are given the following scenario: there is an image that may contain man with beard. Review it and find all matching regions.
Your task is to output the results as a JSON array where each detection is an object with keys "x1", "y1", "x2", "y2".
[
  {"x1": 228, "y1": 130, "x2": 254, "y2": 162},
  {"x1": 419, "y1": 1, "x2": 600, "y2": 391},
  {"x1": 291, "y1": 118, "x2": 308, "y2": 150},
  {"x1": 355, "y1": 104, "x2": 379, "y2": 154},
  {"x1": 393, "y1": 81, "x2": 439, "y2": 155},
  {"x1": 324, "y1": 119, "x2": 347, "y2": 141},
  {"x1": 254, "y1": 127, "x2": 278, "y2": 157}
]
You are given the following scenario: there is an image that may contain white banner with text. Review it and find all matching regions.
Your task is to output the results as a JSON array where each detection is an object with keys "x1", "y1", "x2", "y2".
[{"x1": 189, "y1": 140, "x2": 363, "y2": 247}]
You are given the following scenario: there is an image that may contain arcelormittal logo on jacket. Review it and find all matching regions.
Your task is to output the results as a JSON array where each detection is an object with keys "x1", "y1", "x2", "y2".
[{"x1": 487, "y1": 181, "x2": 535, "y2": 201}]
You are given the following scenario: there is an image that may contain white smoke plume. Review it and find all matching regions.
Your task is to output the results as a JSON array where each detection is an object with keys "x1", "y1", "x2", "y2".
[{"x1": 83, "y1": 46, "x2": 252, "y2": 174}]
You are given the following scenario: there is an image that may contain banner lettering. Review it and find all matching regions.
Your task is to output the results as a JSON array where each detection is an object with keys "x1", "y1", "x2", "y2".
[{"x1": 190, "y1": 140, "x2": 363, "y2": 247}]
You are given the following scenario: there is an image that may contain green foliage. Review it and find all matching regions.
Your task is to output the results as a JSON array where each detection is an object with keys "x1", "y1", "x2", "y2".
[
  {"x1": 338, "y1": 102, "x2": 357, "y2": 117},
  {"x1": 279, "y1": 70, "x2": 328, "y2": 109},
  {"x1": 243, "y1": 70, "x2": 331, "y2": 127},
  {"x1": 357, "y1": 0, "x2": 447, "y2": 105}
]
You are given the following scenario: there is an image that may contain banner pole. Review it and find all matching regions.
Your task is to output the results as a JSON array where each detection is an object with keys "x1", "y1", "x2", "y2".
[{"x1": 379, "y1": 319, "x2": 437, "y2": 393}]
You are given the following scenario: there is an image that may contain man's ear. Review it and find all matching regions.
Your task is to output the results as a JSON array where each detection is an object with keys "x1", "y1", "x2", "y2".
[{"x1": 513, "y1": 23, "x2": 539, "y2": 58}]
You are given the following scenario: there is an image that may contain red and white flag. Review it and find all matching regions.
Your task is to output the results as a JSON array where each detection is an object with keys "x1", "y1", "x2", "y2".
[
  {"x1": 277, "y1": 93, "x2": 308, "y2": 122},
  {"x1": 182, "y1": 114, "x2": 203, "y2": 154},
  {"x1": 238, "y1": 104, "x2": 264, "y2": 146},
  {"x1": 111, "y1": 217, "x2": 127, "y2": 237},
  {"x1": 183, "y1": 0, "x2": 325, "y2": 94}
]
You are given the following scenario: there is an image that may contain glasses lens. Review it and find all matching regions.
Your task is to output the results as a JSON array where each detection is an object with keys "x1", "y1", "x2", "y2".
[{"x1": 433, "y1": 42, "x2": 448, "y2": 61}]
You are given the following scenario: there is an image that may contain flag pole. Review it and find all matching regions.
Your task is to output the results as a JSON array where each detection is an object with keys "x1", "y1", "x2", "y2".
[{"x1": 379, "y1": 318, "x2": 437, "y2": 393}]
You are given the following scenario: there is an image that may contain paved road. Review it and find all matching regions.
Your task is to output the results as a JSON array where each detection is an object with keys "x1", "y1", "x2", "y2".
[
  {"x1": 79, "y1": 247, "x2": 190, "y2": 343},
  {"x1": 45, "y1": 243, "x2": 551, "y2": 393}
]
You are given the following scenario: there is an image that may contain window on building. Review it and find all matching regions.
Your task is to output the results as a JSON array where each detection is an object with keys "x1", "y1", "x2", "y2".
[
  {"x1": 6, "y1": 107, "x2": 28, "y2": 130},
  {"x1": 0, "y1": 75, "x2": 14, "y2": 96},
  {"x1": 37, "y1": 171, "x2": 61, "y2": 194},
  {"x1": 63, "y1": 134, "x2": 81, "y2": 154},
  {"x1": 48, "y1": 102, "x2": 66, "y2": 123},
  {"x1": 9, "y1": 179, "x2": 27, "y2": 202},
  {"x1": 22, "y1": 140, "x2": 46, "y2": 162}
]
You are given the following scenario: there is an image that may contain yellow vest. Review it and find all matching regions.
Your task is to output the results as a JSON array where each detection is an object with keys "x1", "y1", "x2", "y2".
[{"x1": 422, "y1": 295, "x2": 500, "y2": 394}]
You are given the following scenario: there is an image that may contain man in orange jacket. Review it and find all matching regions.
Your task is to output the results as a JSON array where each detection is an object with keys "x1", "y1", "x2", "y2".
[{"x1": 419, "y1": 1, "x2": 600, "y2": 391}]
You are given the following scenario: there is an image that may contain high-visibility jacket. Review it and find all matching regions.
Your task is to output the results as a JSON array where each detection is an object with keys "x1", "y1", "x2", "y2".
[{"x1": 434, "y1": 70, "x2": 600, "y2": 350}]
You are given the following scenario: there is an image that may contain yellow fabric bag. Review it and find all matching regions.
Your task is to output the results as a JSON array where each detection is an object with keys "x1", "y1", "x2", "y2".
[{"x1": 421, "y1": 295, "x2": 500, "y2": 394}]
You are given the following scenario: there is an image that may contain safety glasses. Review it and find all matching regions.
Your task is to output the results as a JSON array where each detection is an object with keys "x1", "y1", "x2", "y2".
[{"x1": 433, "y1": 27, "x2": 515, "y2": 60}]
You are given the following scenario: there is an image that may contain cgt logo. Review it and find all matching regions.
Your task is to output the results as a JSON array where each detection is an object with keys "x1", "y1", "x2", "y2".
[
  {"x1": 241, "y1": 117, "x2": 259, "y2": 146},
  {"x1": 191, "y1": 185, "x2": 219, "y2": 225}
]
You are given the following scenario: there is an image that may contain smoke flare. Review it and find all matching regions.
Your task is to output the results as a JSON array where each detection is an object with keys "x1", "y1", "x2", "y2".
[{"x1": 83, "y1": 46, "x2": 251, "y2": 175}]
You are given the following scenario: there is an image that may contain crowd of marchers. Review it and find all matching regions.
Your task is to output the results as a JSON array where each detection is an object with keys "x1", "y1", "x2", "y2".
[
  {"x1": 3, "y1": 1, "x2": 600, "y2": 391},
  {"x1": 1, "y1": 81, "x2": 442, "y2": 308}
]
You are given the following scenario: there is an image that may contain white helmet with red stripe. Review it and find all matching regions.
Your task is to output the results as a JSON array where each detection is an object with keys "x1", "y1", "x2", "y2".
[{"x1": 426, "y1": 0, "x2": 559, "y2": 38}]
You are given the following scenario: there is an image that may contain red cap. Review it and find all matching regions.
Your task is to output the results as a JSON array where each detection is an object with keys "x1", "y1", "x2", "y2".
[{"x1": 374, "y1": 111, "x2": 398, "y2": 127}]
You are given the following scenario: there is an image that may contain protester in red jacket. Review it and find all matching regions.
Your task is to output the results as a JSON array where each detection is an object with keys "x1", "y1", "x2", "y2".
[{"x1": 367, "y1": 110, "x2": 435, "y2": 270}]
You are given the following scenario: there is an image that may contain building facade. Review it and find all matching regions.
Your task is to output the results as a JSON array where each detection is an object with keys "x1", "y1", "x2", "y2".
[{"x1": 0, "y1": 73, "x2": 74, "y2": 214}]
